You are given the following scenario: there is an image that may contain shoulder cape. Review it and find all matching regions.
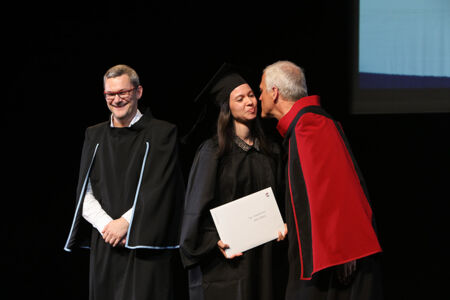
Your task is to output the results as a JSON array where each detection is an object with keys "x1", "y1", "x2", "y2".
[
  {"x1": 64, "y1": 113, "x2": 185, "y2": 251},
  {"x1": 282, "y1": 100, "x2": 381, "y2": 280}
]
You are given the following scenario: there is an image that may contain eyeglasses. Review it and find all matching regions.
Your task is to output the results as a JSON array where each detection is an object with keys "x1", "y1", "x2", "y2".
[{"x1": 104, "y1": 87, "x2": 137, "y2": 101}]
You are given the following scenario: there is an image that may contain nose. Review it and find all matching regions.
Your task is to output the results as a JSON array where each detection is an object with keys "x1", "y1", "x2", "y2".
[
  {"x1": 112, "y1": 94, "x2": 124, "y2": 103},
  {"x1": 245, "y1": 96, "x2": 254, "y2": 105}
]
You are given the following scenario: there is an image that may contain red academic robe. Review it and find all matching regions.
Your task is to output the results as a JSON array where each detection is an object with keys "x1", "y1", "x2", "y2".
[{"x1": 277, "y1": 95, "x2": 382, "y2": 281}]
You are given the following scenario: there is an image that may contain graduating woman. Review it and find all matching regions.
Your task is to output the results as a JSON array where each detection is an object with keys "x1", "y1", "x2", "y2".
[{"x1": 179, "y1": 64, "x2": 287, "y2": 300}]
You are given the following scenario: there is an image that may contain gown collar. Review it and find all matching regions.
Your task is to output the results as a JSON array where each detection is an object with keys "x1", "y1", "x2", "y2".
[
  {"x1": 110, "y1": 109, "x2": 143, "y2": 128},
  {"x1": 233, "y1": 135, "x2": 260, "y2": 152},
  {"x1": 276, "y1": 95, "x2": 321, "y2": 137}
]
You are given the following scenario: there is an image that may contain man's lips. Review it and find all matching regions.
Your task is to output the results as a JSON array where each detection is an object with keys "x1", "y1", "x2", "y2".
[{"x1": 110, "y1": 102, "x2": 129, "y2": 109}]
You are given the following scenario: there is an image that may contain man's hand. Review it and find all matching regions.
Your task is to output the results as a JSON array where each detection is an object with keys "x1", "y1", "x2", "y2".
[
  {"x1": 217, "y1": 240, "x2": 243, "y2": 259},
  {"x1": 277, "y1": 223, "x2": 288, "y2": 241},
  {"x1": 102, "y1": 217, "x2": 129, "y2": 247},
  {"x1": 336, "y1": 260, "x2": 357, "y2": 285}
]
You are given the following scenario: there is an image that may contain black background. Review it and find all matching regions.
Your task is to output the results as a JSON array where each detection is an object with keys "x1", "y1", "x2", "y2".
[{"x1": 4, "y1": 1, "x2": 449, "y2": 299}]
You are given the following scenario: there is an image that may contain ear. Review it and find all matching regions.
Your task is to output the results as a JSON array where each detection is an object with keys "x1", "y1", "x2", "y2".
[
  {"x1": 271, "y1": 86, "x2": 279, "y2": 103},
  {"x1": 136, "y1": 85, "x2": 143, "y2": 100}
]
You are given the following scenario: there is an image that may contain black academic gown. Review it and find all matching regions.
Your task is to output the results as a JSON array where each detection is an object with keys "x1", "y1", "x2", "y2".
[
  {"x1": 64, "y1": 112, "x2": 187, "y2": 300},
  {"x1": 179, "y1": 137, "x2": 287, "y2": 300}
]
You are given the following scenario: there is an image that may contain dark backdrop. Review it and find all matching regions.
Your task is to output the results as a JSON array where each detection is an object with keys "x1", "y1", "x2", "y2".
[{"x1": 4, "y1": 1, "x2": 449, "y2": 299}]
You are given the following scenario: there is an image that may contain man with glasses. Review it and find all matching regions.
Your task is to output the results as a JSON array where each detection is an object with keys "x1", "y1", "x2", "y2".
[{"x1": 64, "y1": 64, "x2": 187, "y2": 299}]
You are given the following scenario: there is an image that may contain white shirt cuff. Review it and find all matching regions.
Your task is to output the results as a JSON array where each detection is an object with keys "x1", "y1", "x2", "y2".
[{"x1": 121, "y1": 208, "x2": 133, "y2": 224}]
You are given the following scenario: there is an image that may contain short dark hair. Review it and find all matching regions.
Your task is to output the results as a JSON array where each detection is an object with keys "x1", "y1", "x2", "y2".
[{"x1": 103, "y1": 64, "x2": 140, "y2": 87}]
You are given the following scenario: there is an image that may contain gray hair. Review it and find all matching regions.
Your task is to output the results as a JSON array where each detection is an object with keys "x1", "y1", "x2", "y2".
[
  {"x1": 103, "y1": 64, "x2": 140, "y2": 87},
  {"x1": 263, "y1": 60, "x2": 308, "y2": 101}
]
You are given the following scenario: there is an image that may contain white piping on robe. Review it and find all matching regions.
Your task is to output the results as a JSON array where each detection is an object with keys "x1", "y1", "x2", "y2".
[
  {"x1": 64, "y1": 143, "x2": 99, "y2": 252},
  {"x1": 125, "y1": 141, "x2": 180, "y2": 250}
]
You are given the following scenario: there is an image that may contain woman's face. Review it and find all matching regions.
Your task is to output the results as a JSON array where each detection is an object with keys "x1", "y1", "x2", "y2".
[{"x1": 229, "y1": 83, "x2": 257, "y2": 124}]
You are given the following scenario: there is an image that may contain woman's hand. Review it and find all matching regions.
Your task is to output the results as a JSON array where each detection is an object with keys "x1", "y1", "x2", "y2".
[
  {"x1": 277, "y1": 223, "x2": 288, "y2": 241},
  {"x1": 217, "y1": 240, "x2": 243, "y2": 259}
]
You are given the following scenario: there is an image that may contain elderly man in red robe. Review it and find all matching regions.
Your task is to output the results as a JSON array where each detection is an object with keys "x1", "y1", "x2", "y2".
[{"x1": 259, "y1": 60, "x2": 383, "y2": 300}]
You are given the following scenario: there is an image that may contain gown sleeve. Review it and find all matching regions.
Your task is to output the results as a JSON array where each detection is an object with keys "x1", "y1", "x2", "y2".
[
  {"x1": 179, "y1": 140, "x2": 221, "y2": 268},
  {"x1": 272, "y1": 141, "x2": 286, "y2": 220}
]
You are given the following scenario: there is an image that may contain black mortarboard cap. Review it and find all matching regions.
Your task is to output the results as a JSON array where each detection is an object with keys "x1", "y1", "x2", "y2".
[
  {"x1": 181, "y1": 63, "x2": 250, "y2": 144},
  {"x1": 194, "y1": 62, "x2": 248, "y2": 107}
]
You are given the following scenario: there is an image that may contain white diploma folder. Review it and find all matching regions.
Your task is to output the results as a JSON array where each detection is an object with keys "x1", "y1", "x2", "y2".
[{"x1": 210, "y1": 187, "x2": 285, "y2": 257}]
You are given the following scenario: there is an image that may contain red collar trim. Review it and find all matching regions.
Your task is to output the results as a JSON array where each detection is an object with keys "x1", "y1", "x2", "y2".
[{"x1": 276, "y1": 95, "x2": 321, "y2": 137}]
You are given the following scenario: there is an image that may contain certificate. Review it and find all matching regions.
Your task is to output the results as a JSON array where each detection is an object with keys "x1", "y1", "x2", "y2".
[{"x1": 210, "y1": 187, "x2": 285, "y2": 257}]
